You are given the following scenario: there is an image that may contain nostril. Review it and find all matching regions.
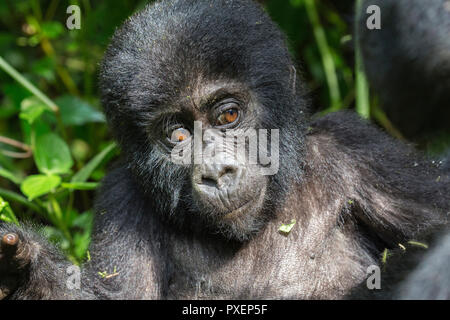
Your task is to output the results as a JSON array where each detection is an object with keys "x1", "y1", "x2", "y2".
[
  {"x1": 196, "y1": 165, "x2": 238, "y2": 189},
  {"x1": 224, "y1": 167, "x2": 235, "y2": 175},
  {"x1": 221, "y1": 166, "x2": 237, "y2": 178}
]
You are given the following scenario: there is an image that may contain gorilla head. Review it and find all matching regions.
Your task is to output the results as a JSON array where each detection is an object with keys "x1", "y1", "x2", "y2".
[{"x1": 100, "y1": 0, "x2": 309, "y2": 240}]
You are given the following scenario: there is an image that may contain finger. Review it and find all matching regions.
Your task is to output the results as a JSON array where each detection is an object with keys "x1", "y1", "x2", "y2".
[
  {"x1": 1, "y1": 233, "x2": 19, "y2": 255},
  {"x1": 2, "y1": 233, "x2": 19, "y2": 246}
]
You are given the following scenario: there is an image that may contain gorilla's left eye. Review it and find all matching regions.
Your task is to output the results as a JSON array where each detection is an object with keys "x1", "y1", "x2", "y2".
[
  {"x1": 217, "y1": 106, "x2": 239, "y2": 126},
  {"x1": 169, "y1": 127, "x2": 191, "y2": 143}
]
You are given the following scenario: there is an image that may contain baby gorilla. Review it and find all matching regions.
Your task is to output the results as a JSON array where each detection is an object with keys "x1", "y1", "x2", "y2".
[{"x1": 0, "y1": 0, "x2": 449, "y2": 299}]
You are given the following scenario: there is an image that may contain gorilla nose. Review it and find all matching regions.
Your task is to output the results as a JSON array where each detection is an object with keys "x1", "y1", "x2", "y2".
[{"x1": 195, "y1": 163, "x2": 239, "y2": 189}]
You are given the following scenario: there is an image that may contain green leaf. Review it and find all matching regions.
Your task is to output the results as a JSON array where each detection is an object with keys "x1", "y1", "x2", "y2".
[
  {"x1": 72, "y1": 143, "x2": 116, "y2": 183},
  {"x1": 19, "y1": 96, "x2": 49, "y2": 124},
  {"x1": 54, "y1": 95, "x2": 105, "y2": 126},
  {"x1": 61, "y1": 182, "x2": 99, "y2": 190},
  {"x1": 0, "y1": 196, "x2": 19, "y2": 225},
  {"x1": 34, "y1": 133, "x2": 73, "y2": 175},
  {"x1": 278, "y1": 219, "x2": 296, "y2": 234},
  {"x1": 0, "y1": 166, "x2": 21, "y2": 184},
  {"x1": 20, "y1": 174, "x2": 61, "y2": 200},
  {"x1": 0, "y1": 187, "x2": 45, "y2": 214}
]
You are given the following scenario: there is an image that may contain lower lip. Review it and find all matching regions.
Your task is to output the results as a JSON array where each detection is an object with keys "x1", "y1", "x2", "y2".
[
  {"x1": 223, "y1": 199, "x2": 254, "y2": 220},
  {"x1": 222, "y1": 186, "x2": 265, "y2": 220}
]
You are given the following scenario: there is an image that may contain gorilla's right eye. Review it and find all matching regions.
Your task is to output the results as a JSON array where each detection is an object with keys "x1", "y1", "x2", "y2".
[{"x1": 169, "y1": 127, "x2": 191, "y2": 144}]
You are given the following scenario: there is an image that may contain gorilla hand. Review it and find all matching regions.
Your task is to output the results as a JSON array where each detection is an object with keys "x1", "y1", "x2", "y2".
[{"x1": 0, "y1": 229, "x2": 34, "y2": 299}]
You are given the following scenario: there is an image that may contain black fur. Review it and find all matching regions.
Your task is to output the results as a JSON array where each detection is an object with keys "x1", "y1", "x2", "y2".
[
  {"x1": 0, "y1": 0, "x2": 449, "y2": 299},
  {"x1": 348, "y1": 228, "x2": 450, "y2": 299},
  {"x1": 396, "y1": 232, "x2": 450, "y2": 299},
  {"x1": 358, "y1": 0, "x2": 450, "y2": 140}
]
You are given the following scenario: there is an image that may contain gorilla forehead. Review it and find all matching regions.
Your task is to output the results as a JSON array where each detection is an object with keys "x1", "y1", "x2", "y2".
[{"x1": 101, "y1": 0, "x2": 294, "y2": 97}]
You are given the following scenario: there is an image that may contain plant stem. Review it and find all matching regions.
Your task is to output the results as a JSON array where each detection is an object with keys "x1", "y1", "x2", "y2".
[
  {"x1": 0, "y1": 56, "x2": 58, "y2": 112},
  {"x1": 0, "y1": 188, "x2": 46, "y2": 216},
  {"x1": 48, "y1": 193, "x2": 72, "y2": 241},
  {"x1": 354, "y1": 0, "x2": 370, "y2": 119},
  {"x1": 304, "y1": 0, "x2": 341, "y2": 111}
]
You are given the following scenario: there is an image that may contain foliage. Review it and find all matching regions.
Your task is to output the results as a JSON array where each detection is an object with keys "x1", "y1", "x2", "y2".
[{"x1": 0, "y1": 0, "x2": 133, "y2": 263}]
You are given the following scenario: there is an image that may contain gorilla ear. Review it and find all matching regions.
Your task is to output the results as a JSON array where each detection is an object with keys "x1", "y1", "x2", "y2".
[{"x1": 289, "y1": 65, "x2": 297, "y2": 94}]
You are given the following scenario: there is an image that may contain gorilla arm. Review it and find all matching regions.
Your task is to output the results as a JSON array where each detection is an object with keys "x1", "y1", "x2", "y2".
[
  {"x1": 0, "y1": 221, "x2": 85, "y2": 299},
  {"x1": 307, "y1": 111, "x2": 449, "y2": 297},
  {"x1": 308, "y1": 111, "x2": 449, "y2": 244}
]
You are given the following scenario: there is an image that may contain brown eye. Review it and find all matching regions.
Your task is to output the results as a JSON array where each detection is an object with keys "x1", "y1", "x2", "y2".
[
  {"x1": 217, "y1": 108, "x2": 239, "y2": 126},
  {"x1": 170, "y1": 127, "x2": 191, "y2": 143}
]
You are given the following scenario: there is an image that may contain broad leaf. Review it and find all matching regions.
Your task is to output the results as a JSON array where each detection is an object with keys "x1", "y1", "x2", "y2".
[
  {"x1": 34, "y1": 133, "x2": 73, "y2": 175},
  {"x1": 0, "y1": 166, "x2": 21, "y2": 184},
  {"x1": 19, "y1": 96, "x2": 49, "y2": 124},
  {"x1": 0, "y1": 196, "x2": 19, "y2": 225},
  {"x1": 20, "y1": 174, "x2": 61, "y2": 200}
]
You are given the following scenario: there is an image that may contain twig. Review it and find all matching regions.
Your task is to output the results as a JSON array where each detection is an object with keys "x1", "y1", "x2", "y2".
[{"x1": 0, "y1": 135, "x2": 32, "y2": 158}]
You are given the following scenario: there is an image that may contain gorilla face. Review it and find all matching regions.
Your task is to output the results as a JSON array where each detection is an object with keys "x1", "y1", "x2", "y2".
[
  {"x1": 147, "y1": 79, "x2": 272, "y2": 240},
  {"x1": 186, "y1": 84, "x2": 270, "y2": 239}
]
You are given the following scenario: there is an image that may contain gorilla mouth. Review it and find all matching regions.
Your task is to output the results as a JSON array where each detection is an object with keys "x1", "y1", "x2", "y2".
[
  {"x1": 221, "y1": 185, "x2": 266, "y2": 221},
  {"x1": 222, "y1": 199, "x2": 254, "y2": 220}
]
